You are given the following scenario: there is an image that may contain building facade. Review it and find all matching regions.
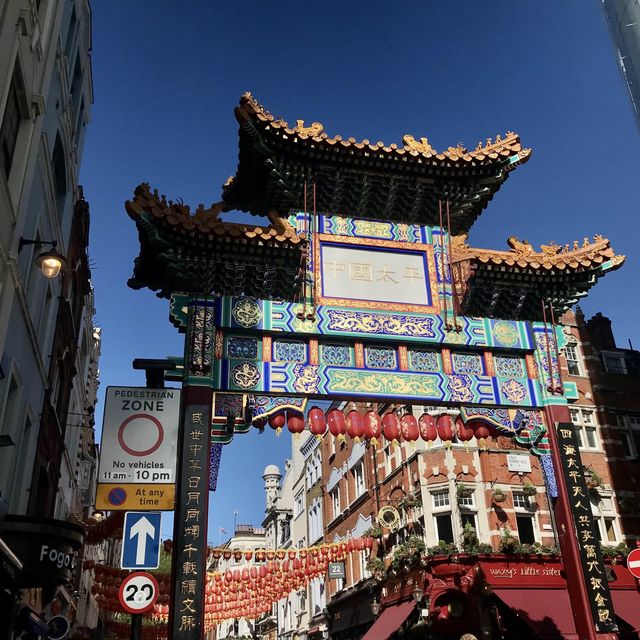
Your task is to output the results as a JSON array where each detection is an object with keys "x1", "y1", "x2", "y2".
[
  {"x1": 601, "y1": 0, "x2": 640, "y2": 131},
  {"x1": 0, "y1": 1, "x2": 97, "y2": 638}
]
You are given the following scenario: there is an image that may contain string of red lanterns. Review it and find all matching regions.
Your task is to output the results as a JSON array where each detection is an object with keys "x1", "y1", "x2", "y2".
[
  {"x1": 265, "y1": 408, "x2": 495, "y2": 448},
  {"x1": 87, "y1": 538, "x2": 374, "y2": 631}
]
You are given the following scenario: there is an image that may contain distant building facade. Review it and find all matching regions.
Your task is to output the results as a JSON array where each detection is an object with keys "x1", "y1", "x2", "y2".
[
  {"x1": 601, "y1": 0, "x2": 640, "y2": 130},
  {"x1": 0, "y1": 1, "x2": 97, "y2": 638}
]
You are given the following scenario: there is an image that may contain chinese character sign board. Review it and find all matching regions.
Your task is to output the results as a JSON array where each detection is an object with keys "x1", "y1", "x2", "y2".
[
  {"x1": 556, "y1": 422, "x2": 617, "y2": 633},
  {"x1": 319, "y1": 242, "x2": 432, "y2": 307},
  {"x1": 171, "y1": 403, "x2": 211, "y2": 640}
]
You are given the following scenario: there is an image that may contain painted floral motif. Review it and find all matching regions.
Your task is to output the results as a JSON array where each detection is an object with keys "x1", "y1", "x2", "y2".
[
  {"x1": 209, "y1": 443, "x2": 223, "y2": 490},
  {"x1": 534, "y1": 330, "x2": 560, "y2": 388},
  {"x1": 501, "y1": 379, "x2": 527, "y2": 404},
  {"x1": 274, "y1": 340, "x2": 307, "y2": 363},
  {"x1": 492, "y1": 321, "x2": 519, "y2": 347},
  {"x1": 326, "y1": 309, "x2": 436, "y2": 338},
  {"x1": 444, "y1": 329, "x2": 466, "y2": 345},
  {"x1": 232, "y1": 298, "x2": 262, "y2": 328},
  {"x1": 365, "y1": 346, "x2": 397, "y2": 370},
  {"x1": 494, "y1": 356, "x2": 525, "y2": 378},
  {"x1": 354, "y1": 220, "x2": 393, "y2": 238},
  {"x1": 189, "y1": 305, "x2": 214, "y2": 375},
  {"x1": 321, "y1": 344, "x2": 352, "y2": 367},
  {"x1": 328, "y1": 370, "x2": 440, "y2": 397},
  {"x1": 231, "y1": 362, "x2": 261, "y2": 389},
  {"x1": 448, "y1": 374, "x2": 474, "y2": 402},
  {"x1": 409, "y1": 349, "x2": 440, "y2": 372},
  {"x1": 452, "y1": 353, "x2": 483, "y2": 375},
  {"x1": 292, "y1": 365, "x2": 320, "y2": 394},
  {"x1": 227, "y1": 336, "x2": 258, "y2": 360}
]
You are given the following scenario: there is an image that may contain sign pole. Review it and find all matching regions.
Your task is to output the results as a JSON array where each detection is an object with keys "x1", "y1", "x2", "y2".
[
  {"x1": 168, "y1": 298, "x2": 215, "y2": 640},
  {"x1": 130, "y1": 614, "x2": 141, "y2": 640}
]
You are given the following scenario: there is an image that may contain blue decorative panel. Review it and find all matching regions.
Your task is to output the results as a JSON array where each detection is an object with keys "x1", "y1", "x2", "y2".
[
  {"x1": 494, "y1": 355, "x2": 525, "y2": 378},
  {"x1": 409, "y1": 349, "x2": 440, "y2": 372},
  {"x1": 321, "y1": 344, "x2": 352, "y2": 367},
  {"x1": 273, "y1": 340, "x2": 307, "y2": 363},
  {"x1": 452, "y1": 353, "x2": 484, "y2": 375},
  {"x1": 227, "y1": 336, "x2": 258, "y2": 360},
  {"x1": 324, "y1": 309, "x2": 437, "y2": 339},
  {"x1": 365, "y1": 346, "x2": 397, "y2": 370}
]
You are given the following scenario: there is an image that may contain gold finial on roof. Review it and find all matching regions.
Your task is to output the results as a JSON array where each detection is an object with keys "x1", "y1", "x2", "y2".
[
  {"x1": 295, "y1": 120, "x2": 324, "y2": 137},
  {"x1": 507, "y1": 236, "x2": 534, "y2": 256},
  {"x1": 402, "y1": 134, "x2": 435, "y2": 154}
]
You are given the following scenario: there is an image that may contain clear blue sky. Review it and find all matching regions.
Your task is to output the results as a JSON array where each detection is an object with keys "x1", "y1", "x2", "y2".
[{"x1": 80, "y1": 2, "x2": 640, "y2": 542}]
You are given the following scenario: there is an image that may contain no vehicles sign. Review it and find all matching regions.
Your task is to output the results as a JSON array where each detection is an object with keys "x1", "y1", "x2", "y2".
[{"x1": 97, "y1": 387, "x2": 180, "y2": 510}]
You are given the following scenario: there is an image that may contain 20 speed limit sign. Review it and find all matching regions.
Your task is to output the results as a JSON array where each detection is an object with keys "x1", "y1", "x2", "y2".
[{"x1": 118, "y1": 572, "x2": 159, "y2": 614}]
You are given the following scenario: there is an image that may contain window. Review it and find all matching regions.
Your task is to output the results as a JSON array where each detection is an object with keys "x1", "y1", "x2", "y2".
[
  {"x1": 431, "y1": 490, "x2": 454, "y2": 544},
  {"x1": 563, "y1": 344, "x2": 582, "y2": 376},
  {"x1": 602, "y1": 352, "x2": 627, "y2": 375},
  {"x1": 331, "y1": 486, "x2": 340, "y2": 519},
  {"x1": 353, "y1": 461, "x2": 365, "y2": 498},
  {"x1": 294, "y1": 490, "x2": 304, "y2": 518},
  {"x1": 0, "y1": 66, "x2": 24, "y2": 179},
  {"x1": 570, "y1": 408, "x2": 599, "y2": 450},
  {"x1": 458, "y1": 493, "x2": 474, "y2": 508},
  {"x1": 513, "y1": 490, "x2": 537, "y2": 543},
  {"x1": 618, "y1": 414, "x2": 640, "y2": 458},
  {"x1": 512, "y1": 492, "x2": 533, "y2": 510},
  {"x1": 591, "y1": 495, "x2": 618, "y2": 543},
  {"x1": 358, "y1": 549, "x2": 371, "y2": 581},
  {"x1": 52, "y1": 133, "x2": 67, "y2": 205}
]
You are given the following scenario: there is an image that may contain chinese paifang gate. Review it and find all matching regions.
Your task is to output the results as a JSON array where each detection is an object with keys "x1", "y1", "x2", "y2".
[{"x1": 117, "y1": 93, "x2": 626, "y2": 640}]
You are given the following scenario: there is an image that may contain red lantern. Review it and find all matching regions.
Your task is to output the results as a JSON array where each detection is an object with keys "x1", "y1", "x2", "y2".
[
  {"x1": 466, "y1": 419, "x2": 491, "y2": 448},
  {"x1": 287, "y1": 412, "x2": 305, "y2": 436},
  {"x1": 308, "y1": 407, "x2": 327, "y2": 439},
  {"x1": 437, "y1": 414, "x2": 454, "y2": 445},
  {"x1": 382, "y1": 412, "x2": 401, "y2": 443},
  {"x1": 400, "y1": 413, "x2": 419, "y2": 442},
  {"x1": 327, "y1": 409, "x2": 346, "y2": 442},
  {"x1": 456, "y1": 416, "x2": 474, "y2": 444},
  {"x1": 268, "y1": 412, "x2": 286, "y2": 435},
  {"x1": 346, "y1": 410, "x2": 365, "y2": 441},
  {"x1": 419, "y1": 414, "x2": 438, "y2": 445},
  {"x1": 363, "y1": 411, "x2": 382, "y2": 445}
]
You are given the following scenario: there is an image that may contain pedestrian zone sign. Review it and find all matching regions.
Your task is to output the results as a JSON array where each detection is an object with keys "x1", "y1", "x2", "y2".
[
  {"x1": 96, "y1": 387, "x2": 180, "y2": 510},
  {"x1": 121, "y1": 512, "x2": 161, "y2": 570}
]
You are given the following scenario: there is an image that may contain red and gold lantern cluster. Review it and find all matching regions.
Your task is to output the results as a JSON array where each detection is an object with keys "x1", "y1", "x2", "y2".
[
  {"x1": 265, "y1": 407, "x2": 494, "y2": 449},
  {"x1": 83, "y1": 511, "x2": 124, "y2": 545},
  {"x1": 88, "y1": 538, "x2": 373, "y2": 631}
]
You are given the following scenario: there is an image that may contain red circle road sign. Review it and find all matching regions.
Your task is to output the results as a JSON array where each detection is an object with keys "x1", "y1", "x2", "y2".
[
  {"x1": 118, "y1": 572, "x2": 159, "y2": 614},
  {"x1": 117, "y1": 413, "x2": 164, "y2": 457},
  {"x1": 626, "y1": 548, "x2": 640, "y2": 579}
]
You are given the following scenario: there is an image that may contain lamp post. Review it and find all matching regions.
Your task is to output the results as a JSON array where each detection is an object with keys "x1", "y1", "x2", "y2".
[{"x1": 18, "y1": 237, "x2": 67, "y2": 278}]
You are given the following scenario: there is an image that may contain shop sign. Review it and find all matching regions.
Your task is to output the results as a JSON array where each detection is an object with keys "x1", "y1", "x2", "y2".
[
  {"x1": 556, "y1": 422, "x2": 617, "y2": 633},
  {"x1": 0, "y1": 516, "x2": 83, "y2": 587}
]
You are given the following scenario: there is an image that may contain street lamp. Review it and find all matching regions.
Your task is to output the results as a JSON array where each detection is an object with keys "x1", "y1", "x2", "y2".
[
  {"x1": 18, "y1": 237, "x2": 67, "y2": 278},
  {"x1": 412, "y1": 585, "x2": 424, "y2": 604},
  {"x1": 371, "y1": 599, "x2": 381, "y2": 617}
]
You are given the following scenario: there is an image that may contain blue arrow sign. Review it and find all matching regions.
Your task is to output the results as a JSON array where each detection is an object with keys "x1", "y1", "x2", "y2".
[{"x1": 121, "y1": 512, "x2": 161, "y2": 570}]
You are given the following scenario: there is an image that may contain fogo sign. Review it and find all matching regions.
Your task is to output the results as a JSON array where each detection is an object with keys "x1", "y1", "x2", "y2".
[{"x1": 96, "y1": 387, "x2": 180, "y2": 510}]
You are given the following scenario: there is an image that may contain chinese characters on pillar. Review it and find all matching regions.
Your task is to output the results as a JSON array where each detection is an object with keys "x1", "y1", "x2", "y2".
[
  {"x1": 556, "y1": 422, "x2": 617, "y2": 633},
  {"x1": 171, "y1": 405, "x2": 211, "y2": 639}
]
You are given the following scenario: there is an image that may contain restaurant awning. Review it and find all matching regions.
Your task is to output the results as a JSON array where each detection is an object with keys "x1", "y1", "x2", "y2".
[
  {"x1": 611, "y1": 590, "x2": 640, "y2": 634},
  {"x1": 361, "y1": 600, "x2": 416, "y2": 640},
  {"x1": 493, "y1": 589, "x2": 578, "y2": 639}
]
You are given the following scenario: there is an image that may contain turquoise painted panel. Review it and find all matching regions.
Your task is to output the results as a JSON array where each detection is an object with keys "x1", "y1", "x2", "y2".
[{"x1": 216, "y1": 359, "x2": 539, "y2": 407}]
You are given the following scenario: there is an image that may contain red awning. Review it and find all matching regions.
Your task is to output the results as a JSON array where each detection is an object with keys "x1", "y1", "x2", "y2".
[
  {"x1": 494, "y1": 589, "x2": 578, "y2": 639},
  {"x1": 611, "y1": 590, "x2": 640, "y2": 631},
  {"x1": 361, "y1": 600, "x2": 416, "y2": 640}
]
